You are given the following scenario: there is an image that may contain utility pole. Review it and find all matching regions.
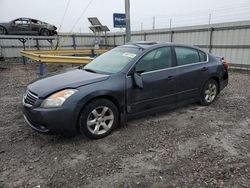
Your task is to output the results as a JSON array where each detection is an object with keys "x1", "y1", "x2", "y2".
[
  {"x1": 169, "y1": 18, "x2": 172, "y2": 29},
  {"x1": 125, "y1": 0, "x2": 131, "y2": 42},
  {"x1": 153, "y1": 16, "x2": 155, "y2": 30},
  {"x1": 169, "y1": 18, "x2": 172, "y2": 42},
  {"x1": 208, "y1": 13, "x2": 211, "y2": 25}
]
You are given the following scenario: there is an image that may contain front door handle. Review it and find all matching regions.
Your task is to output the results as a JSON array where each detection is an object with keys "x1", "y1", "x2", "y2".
[
  {"x1": 201, "y1": 67, "x2": 208, "y2": 71},
  {"x1": 167, "y1": 75, "x2": 175, "y2": 80}
]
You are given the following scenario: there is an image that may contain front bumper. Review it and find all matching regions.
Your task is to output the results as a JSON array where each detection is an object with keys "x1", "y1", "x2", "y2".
[
  {"x1": 52, "y1": 30, "x2": 58, "y2": 35},
  {"x1": 22, "y1": 104, "x2": 79, "y2": 136}
]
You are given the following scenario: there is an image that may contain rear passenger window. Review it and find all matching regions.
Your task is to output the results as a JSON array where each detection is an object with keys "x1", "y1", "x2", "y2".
[
  {"x1": 175, "y1": 47, "x2": 200, "y2": 66},
  {"x1": 198, "y1": 50, "x2": 207, "y2": 62}
]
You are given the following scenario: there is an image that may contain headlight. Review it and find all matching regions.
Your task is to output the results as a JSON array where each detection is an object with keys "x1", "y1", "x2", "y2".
[{"x1": 41, "y1": 89, "x2": 78, "y2": 108}]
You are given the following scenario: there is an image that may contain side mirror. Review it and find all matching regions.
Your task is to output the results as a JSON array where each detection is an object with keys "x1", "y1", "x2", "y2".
[{"x1": 133, "y1": 72, "x2": 143, "y2": 89}]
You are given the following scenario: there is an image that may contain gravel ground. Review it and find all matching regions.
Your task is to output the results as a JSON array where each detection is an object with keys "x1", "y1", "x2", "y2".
[{"x1": 0, "y1": 62, "x2": 249, "y2": 188}]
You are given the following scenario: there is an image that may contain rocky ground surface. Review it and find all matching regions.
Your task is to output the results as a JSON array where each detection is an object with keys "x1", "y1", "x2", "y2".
[{"x1": 0, "y1": 62, "x2": 249, "y2": 188}]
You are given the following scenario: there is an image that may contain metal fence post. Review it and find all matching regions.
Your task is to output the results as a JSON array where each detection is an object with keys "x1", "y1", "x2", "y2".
[
  {"x1": 19, "y1": 38, "x2": 27, "y2": 65},
  {"x1": 105, "y1": 31, "x2": 108, "y2": 48},
  {"x1": 36, "y1": 39, "x2": 40, "y2": 50},
  {"x1": 170, "y1": 31, "x2": 174, "y2": 42},
  {"x1": 209, "y1": 27, "x2": 214, "y2": 53},
  {"x1": 123, "y1": 34, "x2": 126, "y2": 44},
  {"x1": 39, "y1": 63, "x2": 44, "y2": 76},
  {"x1": 91, "y1": 49, "x2": 96, "y2": 57},
  {"x1": 113, "y1": 35, "x2": 116, "y2": 47},
  {"x1": 0, "y1": 43, "x2": 4, "y2": 61},
  {"x1": 72, "y1": 35, "x2": 76, "y2": 49},
  {"x1": 144, "y1": 32, "x2": 147, "y2": 41}
]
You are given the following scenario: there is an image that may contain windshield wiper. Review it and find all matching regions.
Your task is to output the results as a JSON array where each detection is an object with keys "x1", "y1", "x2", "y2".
[
  {"x1": 78, "y1": 65, "x2": 84, "y2": 69},
  {"x1": 83, "y1": 68, "x2": 97, "y2": 73}
]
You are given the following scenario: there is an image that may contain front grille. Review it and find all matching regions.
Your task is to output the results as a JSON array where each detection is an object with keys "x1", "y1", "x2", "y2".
[{"x1": 24, "y1": 90, "x2": 38, "y2": 107}]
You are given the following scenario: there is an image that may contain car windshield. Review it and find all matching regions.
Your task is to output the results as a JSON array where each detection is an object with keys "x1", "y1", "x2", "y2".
[{"x1": 84, "y1": 47, "x2": 140, "y2": 74}]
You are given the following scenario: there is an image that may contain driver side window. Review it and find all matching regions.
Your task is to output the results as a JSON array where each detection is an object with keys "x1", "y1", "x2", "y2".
[
  {"x1": 136, "y1": 47, "x2": 172, "y2": 73},
  {"x1": 14, "y1": 19, "x2": 23, "y2": 25},
  {"x1": 14, "y1": 19, "x2": 29, "y2": 25}
]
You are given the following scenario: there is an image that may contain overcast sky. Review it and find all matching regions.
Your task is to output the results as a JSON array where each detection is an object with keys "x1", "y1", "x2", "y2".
[{"x1": 0, "y1": 0, "x2": 250, "y2": 33}]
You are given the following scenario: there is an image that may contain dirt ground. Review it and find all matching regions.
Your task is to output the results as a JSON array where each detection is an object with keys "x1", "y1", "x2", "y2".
[{"x1": 0, "y1": 62, "x2": 249, "y2": 188}]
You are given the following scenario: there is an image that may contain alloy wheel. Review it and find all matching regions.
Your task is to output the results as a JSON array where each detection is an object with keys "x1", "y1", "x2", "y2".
[
  {"x1": 87, "y1": 106, "x2": 114, "y2": 135},
  {"x1": 41, "y1": 29, "x2": 50, "y2": 36},
  {"x1": 204, "y1": 83, "x2": 217, "y2": 103},
  {"x1": 0, "y1": 27, "x2": 6, "y2": 35}
]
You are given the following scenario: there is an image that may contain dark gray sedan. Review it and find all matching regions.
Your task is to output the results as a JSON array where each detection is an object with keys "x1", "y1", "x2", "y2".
[
  {"x1": 0, "y1": 18, "x2": 57, "y2": 36},
  {"x1": 22, "y1": 42, "x2": 228, "y2": 139}
]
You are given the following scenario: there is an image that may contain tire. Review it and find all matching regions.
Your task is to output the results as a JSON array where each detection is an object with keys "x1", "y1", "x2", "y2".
[
  {"x1": 40, "y1": 28, "x2": 51, "y2": 36},
  {"x1": 200, "y1": 79, "x2": 218, "y2": 106},
  {"x1": 79, "y1": 99, "x2": 119, "y2": 139},
  {"x1": 0, "y1": 26, "x2": 7, "y2": 35}
]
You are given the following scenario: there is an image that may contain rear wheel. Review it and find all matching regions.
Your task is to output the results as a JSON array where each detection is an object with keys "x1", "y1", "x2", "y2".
[
  {"x1": 200, "y1": 79, "x2": 218, "y2": 106},
  {"x1": 79, "y1": 99, "x2": 118, "y2": 139},
  {"x1": 40, "y1": 28, "x2": 51, "y2": 36},
  {"x1": 0, "y1": 26, "x2": 7, "y2": 35}
]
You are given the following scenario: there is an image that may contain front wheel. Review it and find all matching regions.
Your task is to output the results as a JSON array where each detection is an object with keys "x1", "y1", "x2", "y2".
[
  {"x1": 0, "y1": 26, "x2": 7, "y2": 35},
  {"x1": 79, "y1": 99, "x2": 119, "y2": 139},
  {"x1": 40, "y1": 28, "x2": 51, "y2": 36},
  {"x1": 200, "y1": 79, "x2": 218, "y2": 106}
]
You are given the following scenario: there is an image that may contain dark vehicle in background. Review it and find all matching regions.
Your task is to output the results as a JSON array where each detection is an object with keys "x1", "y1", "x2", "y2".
[
  {"x1": 0, "y1": 18, "x2": 57, "y2": 36},
  {"x1": 22, "y1": 42, "x2": 229, "y2": 139}
]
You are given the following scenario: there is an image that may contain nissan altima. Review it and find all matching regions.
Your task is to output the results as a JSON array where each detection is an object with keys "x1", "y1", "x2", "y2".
[{"x1": 22, "y1": 42, "x2": 228, "y2": 139}]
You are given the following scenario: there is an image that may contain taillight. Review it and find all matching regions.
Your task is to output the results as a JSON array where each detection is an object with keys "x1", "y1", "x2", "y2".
[
  {"x1": 222, "y1": 59, "x2": 229, "y2": 70},
  {"x1": 223, "y1": 62, "x2": 229, "y2": 70}
]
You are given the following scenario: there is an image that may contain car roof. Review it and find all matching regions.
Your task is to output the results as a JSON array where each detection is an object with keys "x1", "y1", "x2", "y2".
[
  {"x1": 14, "y1": 17, "x2": 32, "y2": 20},
  {"x1": 14, "y1": 18, "x2": 44, "y2": 22},
  {"x1": 123, "y1": 41, "x2": 206, "y2": 52}
]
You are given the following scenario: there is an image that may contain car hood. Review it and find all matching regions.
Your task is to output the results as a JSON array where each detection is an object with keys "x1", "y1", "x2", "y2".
[
  {"x1": 28, "y1": 69, "x2": 110, "y2": 98},
  {"x1": 0, "y1": 22, "x2": 8, "y2": 26}
]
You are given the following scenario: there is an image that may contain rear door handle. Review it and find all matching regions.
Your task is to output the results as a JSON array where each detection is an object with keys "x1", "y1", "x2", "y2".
[
  {"x1": 201, "y1": 67, "x2": 208, "y2": 71},
  {"x1": 167, "y1": 75, "x2": 175, "y2": 80}
]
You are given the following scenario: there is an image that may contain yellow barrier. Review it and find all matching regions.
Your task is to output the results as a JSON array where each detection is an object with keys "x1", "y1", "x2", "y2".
[
  {"x1": 20, "y1": 51, "x2": 94, "y2": 64},
  {"x1": 20, "y1": 48, "x2": 110, "y2": 76},
  {"x1": 22, "y1": 49, "x2": 109, "y2": 55}
]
